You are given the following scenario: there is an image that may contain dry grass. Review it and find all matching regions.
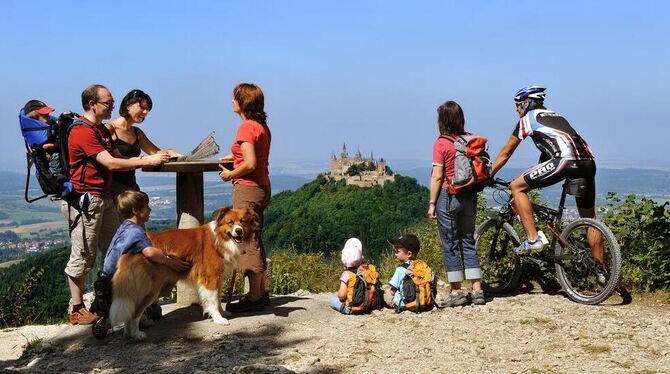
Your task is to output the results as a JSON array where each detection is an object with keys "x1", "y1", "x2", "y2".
[{"x1": 581, "y1": 344, "x2": 612, "y2": 354}]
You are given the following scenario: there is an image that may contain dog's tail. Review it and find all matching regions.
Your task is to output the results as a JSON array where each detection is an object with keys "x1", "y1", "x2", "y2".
[{"x1": 109, "y1": 254, "x2": 155, "y2": 327}]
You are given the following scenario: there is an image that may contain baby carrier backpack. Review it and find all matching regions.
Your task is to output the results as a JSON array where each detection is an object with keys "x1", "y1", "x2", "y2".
[
  {"x1": 346, "y1": 264, "x2": 385, "y2": 314},
  {"x1": 439, "y1": 134, "x2": 491, "y2": 194},
  {"x1": 18, "y1": 109, "x2": 79, "y2": 202},
  {"x1": 399, "y1": 260, "x2": 437, "y2": 313}
]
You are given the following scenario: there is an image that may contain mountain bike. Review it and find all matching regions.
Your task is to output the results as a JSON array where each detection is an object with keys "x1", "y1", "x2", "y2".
[{"x1": 475, "y1": 177, "x2": 622, "y2": 304}]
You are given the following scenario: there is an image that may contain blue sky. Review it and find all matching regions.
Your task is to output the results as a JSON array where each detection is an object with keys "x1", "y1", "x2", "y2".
[{"x1": 1, "y1": 1, "x2": 668, "y2": 173}]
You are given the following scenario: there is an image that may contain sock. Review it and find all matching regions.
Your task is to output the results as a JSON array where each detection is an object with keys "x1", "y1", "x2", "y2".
[{"x1": 72, "y1": 303, "x2": 86, "y2": 312}]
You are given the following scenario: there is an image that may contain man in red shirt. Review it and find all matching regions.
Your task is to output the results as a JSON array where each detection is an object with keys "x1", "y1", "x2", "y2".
[{"x1": 63, "y1": 84, "x2": 168, "y2": 325}]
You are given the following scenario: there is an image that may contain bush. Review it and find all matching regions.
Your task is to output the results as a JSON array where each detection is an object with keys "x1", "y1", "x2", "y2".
[
  {"x1": 602, "y1": 193, "x2": 670, "y2": 291},
  {"x1": 268, "y1": 247, "x2": 342, "y2": 294}
]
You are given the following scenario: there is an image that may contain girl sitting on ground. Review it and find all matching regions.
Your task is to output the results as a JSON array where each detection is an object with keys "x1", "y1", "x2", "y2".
[{"x1": 329, "y1": 238, "x2": 364, "y2": 315}]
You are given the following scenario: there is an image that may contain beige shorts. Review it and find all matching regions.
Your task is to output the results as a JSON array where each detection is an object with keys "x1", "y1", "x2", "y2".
[
  {"x1": 232, "y1": 184, "x2": 271, "y2": 275},
  {"x1": 61, "y1": 194, "x2": 120, "y2": 279}
]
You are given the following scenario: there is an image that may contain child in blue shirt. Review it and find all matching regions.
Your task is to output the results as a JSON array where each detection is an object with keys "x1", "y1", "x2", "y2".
[
  {"x1": 386, "y1": 234, "x2": 421, "y2": 310},
  {"x1": 102, "y1": 190, "x2": 191, "y2": 276},
  {"x1": 94, "y1": 191, "x2": 190, "y2": 324}
]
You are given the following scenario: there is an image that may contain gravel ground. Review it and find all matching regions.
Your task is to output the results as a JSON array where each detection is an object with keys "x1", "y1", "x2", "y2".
[{"x1": 1, "y1": 289, "x2": 668, "y2": 373}]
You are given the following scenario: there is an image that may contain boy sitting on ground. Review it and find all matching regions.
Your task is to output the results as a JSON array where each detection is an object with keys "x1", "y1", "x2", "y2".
[
  {"x1": 386, "y1": 234, "x2": 436, "y2": 312},
  {"x1": 95, "y1": 190, "x2": 191, "y2": 322}
]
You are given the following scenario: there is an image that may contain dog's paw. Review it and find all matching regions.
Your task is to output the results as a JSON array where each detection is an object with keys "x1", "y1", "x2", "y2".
[
  {"x1": 131, "y1": 331, "x2": 147, "y2": 342},
  {"x1": 212, "y1": 315, "x2": 230, "y2": 325}
]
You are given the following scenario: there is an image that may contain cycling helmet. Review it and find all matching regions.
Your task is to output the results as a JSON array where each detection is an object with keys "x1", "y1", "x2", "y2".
[{"x1": 514, "y1": 85, "x2": 546, "y2": 102}]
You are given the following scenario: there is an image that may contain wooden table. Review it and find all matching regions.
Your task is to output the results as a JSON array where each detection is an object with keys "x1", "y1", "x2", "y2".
[{"x1": 142, "y1": 160, "x2": 232, "y2": 223}]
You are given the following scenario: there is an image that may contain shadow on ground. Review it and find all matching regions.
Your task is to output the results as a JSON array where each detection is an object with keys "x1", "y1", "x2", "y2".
[{"x1": 1, "y1": 297, "x2": 339, "y2": 373}]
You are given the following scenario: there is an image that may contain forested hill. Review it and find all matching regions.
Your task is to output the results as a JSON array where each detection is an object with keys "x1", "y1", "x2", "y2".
[
  {"x1": 264, "y1": 174, "x2": 428, "y2": 259},
  {"x1": 0, "y1": 247, "x2": 71, "y2": 325}
]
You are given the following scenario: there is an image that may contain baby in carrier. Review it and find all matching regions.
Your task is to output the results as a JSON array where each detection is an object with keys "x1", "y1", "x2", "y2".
[
  {"x1": 329, "y1": 238, "x2": 384, "y2": 315},
  {"x1": 21, "y1": 100, "x2": 63, "y2": 176}
]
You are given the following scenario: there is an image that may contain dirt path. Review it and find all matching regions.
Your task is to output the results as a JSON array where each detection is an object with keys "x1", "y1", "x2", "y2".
[{"x1": 1, "y1": 291, "x2": 669, "y2": 373}]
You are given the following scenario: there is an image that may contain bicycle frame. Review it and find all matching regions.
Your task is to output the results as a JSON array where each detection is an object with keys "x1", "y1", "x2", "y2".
[{"x1": 496, "y1": 179, "x2": 579, "y2": 265}]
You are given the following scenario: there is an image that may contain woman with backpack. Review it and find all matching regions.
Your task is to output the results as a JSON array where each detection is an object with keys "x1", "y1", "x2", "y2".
[
  {"x1": 105, "y1": 89, "x2": 182, "y2": 201},
  {"x1": 427, "y1": 101, "x2": 485, "y2": 307}
]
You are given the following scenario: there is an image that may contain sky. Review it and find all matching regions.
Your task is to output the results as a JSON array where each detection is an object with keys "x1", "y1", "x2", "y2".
[{"x1": 1, "y1": 1, "x2": 668, "y2": 174}]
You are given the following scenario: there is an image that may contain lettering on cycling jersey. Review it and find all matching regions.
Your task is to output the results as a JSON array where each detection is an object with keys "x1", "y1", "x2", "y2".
[{"x1": 529, "y1": 162, "x2": 556, "y2": 179}]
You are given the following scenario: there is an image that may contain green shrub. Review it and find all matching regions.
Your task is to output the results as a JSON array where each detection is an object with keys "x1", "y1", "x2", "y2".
[
  {"x1": 602, "y1": 193, "x2": 670, "y2": 291},
  {"x1": 269, "y1": 247, "x2": 342, "y2": 294}
]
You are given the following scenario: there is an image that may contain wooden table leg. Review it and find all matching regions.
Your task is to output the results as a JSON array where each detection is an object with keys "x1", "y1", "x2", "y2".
[
  {"x1": 175, "y1": 171, "x2": 204, "y2": 306},
  {"x1": 176, "y1": 171, "x2": 204, "y2": 224}
]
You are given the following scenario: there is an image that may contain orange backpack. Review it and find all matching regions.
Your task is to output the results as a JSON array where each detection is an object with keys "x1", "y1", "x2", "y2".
[
  {"x1": 440, "y1": 134, "x2": 491, "y2": 194},
  {"x1": 345, "y1": 264, "x2": 384, "y2": 314},
  {"x1": 400, "y1": 260, "x2": 436, "y2": 313}
]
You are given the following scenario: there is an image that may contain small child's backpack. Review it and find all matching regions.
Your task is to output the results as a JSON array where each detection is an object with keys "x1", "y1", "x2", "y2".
[
  {"x1": 18, "y1": 109, "x2": 79, "y2": 202},
  {"x1": 346, "y1": 264, "x2": 385, "y2": 314},
  {"x1": 399, "y1": 260, "x2": 437, "y2": 313},
  {"x1": 439, "y1": 134, "x2": 491, "y2": 194}
]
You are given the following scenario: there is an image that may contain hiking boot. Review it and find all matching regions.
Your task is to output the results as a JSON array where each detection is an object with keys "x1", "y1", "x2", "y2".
[
  {"x1": 227, "y1": 296, "x2": 265, "y2": 313},
  {"x1": 515, "y1": 238, "x2": 545, "y2": 256},
  {"x1": 224, "y1": 291, "x2": 271, "y2": 306},
  {"x1": 69, "y1": 308, "x2": 99, "y2": 325},
  {"x1": 471, "y1": 290, "x2": 486, "y2": 305},
  {"x1": 437, "y1": 291, "x2": 469, "y2": 308}
]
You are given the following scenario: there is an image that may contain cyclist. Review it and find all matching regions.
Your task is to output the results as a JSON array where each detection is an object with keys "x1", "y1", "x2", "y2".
[{"x1": 489, "y1": 86, "x2": 605, "y2": 278}]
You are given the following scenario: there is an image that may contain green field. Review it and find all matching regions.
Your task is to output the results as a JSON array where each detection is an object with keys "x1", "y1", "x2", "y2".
[{"x1": 0, "y1": 259, "x2": 24, "y2": 269}]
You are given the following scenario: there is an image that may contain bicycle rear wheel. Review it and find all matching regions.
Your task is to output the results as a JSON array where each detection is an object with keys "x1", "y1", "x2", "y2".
[
  {"x1": 554, "y1": 218, "x2": 622, "y2": 304},
  {"x1": 475, "y1": 218, "x2": 522, "y2": 293}
]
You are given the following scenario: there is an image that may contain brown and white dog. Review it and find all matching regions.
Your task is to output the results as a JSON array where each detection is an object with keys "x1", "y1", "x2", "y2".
[{"x1": 109, "y1": 207, "x2": 259, "y2": 340}]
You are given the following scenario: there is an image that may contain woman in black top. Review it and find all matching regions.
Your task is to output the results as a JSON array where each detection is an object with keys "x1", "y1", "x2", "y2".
[{"x1": 105, "y1": 90, "x2": 181, "y2": 200}]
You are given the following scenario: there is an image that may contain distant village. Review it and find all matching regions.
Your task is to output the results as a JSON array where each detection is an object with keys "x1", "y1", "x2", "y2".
[
  {"x1": 1, "y1": 238, "x2": 67, "y2": 254},
  {"x1": 326, "y1": 143, "x2": 396, "y2": 187}
]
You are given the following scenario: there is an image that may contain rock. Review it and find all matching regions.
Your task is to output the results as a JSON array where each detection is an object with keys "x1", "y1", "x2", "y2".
[{"x1": 232, "y1": 364, "x2": 295, "y2": 373}]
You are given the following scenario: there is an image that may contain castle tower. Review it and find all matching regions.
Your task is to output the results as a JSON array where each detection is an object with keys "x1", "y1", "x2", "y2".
[
  {"x1": 377, "y1": 157, "x2": 386, "y2": 174},
  {"x1": 330, "y1": 152, "x2": 340, "y2": 174},
  {"x1": 341, "y1": 143, "x2": 348, "y2": 160},
  {"x1": 355, "y1": 148, "x2": 362, "y2": 161}
]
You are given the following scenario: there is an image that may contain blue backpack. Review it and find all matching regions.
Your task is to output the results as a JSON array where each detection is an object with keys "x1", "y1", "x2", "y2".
[{"x1": 18, "y1": 109, "x2": 78, "y2": 202}]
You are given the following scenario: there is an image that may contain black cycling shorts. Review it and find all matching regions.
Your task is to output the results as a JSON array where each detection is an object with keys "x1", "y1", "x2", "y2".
[{"x1": 520, "y1": 158, "x2": 596, "y2": 209}]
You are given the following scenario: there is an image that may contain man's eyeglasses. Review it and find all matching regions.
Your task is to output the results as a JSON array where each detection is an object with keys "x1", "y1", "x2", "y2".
[{"x1": 97, "y1": 100, "x2": 115, "y2": 107}]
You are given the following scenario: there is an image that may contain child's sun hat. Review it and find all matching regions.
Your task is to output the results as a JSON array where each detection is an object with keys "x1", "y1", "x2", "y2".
[{"x1": 341, "y1": 237, "x2": 363, "y2": 267}]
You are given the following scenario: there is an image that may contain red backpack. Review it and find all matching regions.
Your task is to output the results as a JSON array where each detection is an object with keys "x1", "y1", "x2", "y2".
[{"x1": 440, "y1": 134, "x2": 491, "y2": 194}]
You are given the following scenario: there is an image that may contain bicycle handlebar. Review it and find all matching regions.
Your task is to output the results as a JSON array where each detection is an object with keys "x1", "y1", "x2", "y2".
[{"x1": 490, "y1": 178, "x2": 510, "y2": 188}]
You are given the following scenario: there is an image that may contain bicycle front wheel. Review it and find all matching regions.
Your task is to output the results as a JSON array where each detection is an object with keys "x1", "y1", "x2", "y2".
[
  {"x1": 554, "y1": 218, "x2": 622, "y2": 304},
  {"x1": 475, "y1": 218, "x2": 522, "y2": 294}
]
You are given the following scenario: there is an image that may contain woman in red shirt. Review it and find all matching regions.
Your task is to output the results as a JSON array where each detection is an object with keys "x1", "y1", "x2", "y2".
[
  {"x1": 427, "y1": 101, "x2": 485, "y2": 307},
  {"x1": 219, "y1": 83, "x2": 271, "y2": 313}
]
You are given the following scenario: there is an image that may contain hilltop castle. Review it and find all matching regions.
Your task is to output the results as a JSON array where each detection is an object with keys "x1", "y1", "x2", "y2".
[{"x1": 327, "y1": 143, "x2": 396, "y2": 187}]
